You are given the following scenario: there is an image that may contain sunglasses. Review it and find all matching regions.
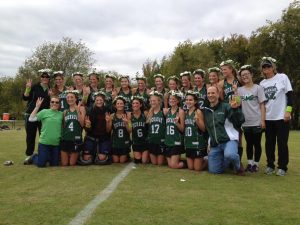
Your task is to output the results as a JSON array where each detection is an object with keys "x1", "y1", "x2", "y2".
[
  {"x1": 41, "y1": 75, "x2": 50, "y2": 78},
  {"x1": 51, "y1": 101, "x2": 60, "y2": 104}
]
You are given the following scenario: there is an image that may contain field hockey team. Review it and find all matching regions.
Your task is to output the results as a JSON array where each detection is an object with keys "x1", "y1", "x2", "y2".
[{"x1": 23, "y1": 57, "x2": 293, "y2": 176}]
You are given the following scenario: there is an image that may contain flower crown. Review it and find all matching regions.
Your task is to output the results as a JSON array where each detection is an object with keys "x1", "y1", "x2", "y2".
[
  {"x1": 193, "y1": 69, "x2": 206, "y2": 77},
  {"x1": 64, "y1": 90, "x2": 80, "y2": 97},
  {"x1": 261, "y1": 56, "x2": 277, "y2": 64},
  {"x1": 149, "y1": 90, "x2": 163, "y2": 98},
  {"x1": 93, "y1": 91, "x2": 106, "y2": 98},
  {"x1": 167, "y1": 75, "x2": 180, "y2": 83},
  {"x1": 153, "y1": 74, "x2": 165, "y2": 80},
  {"x1": 105, "y1": 73, "x2": 117, "y2": 80},
  {"x1": 168, "y1": 90, "x2": 184, "y2": 100},
  {"x1": 112, "y1": 95, "x2": 127, "y2": 104},
  {"x1": 180, "y1": 71, "x2": 192, "y2": 77},
  {"x1": 185, "y1": 90, "x2": 199, "y2": 99},
  {"x1": 207, "y1": 67, "x2": 221, "y2": 73}
]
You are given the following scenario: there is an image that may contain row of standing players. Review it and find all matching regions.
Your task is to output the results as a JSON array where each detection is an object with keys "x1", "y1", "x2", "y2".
[{"x1": 23, "y1": 57, "x2": 293, "y2": 176}]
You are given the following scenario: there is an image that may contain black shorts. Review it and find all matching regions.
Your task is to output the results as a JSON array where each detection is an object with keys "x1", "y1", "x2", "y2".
[
  {"x1": 165, "y1": 146, "x2": 183, "y2": 157},
  {"x1": 112, "y1": 147, "x2": 130, "y2": 156},
  {"x1": 186, "y1": 148, "x2": 207, "y2": 159},
  {"x1": 148, "y1": 143, "x2": 165, "y2": 156},
  {"x1": 61, "y1": 140, "x2": 83, "y2": 152},
  {"x1": 132, "y1": 144, "x2": 148, "y2": 152}
]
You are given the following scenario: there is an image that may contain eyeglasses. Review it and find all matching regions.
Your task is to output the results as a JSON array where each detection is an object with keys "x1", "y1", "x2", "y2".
[
  {"x1": 241, "y1": 72, "x2": 251, "y2": 77},
  {"x1": 41, "y1": 75, "x2": 50, "y2": 78},
  {"x1": 51, "y1": 101, "x2": 60, "y2": 104}
]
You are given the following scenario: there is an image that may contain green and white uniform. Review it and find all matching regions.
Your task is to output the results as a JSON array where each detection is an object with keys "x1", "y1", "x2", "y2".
[
  {"x1": 134, "y1": 90, "x2": 150, "y2": 109},
  {"x1": 118, "y1": 89, "x2": 132, "y2": 112},
  {"x1": 184, "y1": 110, "x2": 206, "y2": 150},
  {"x1": 58, "y1": 89, "x2": 68, "y2": 112},
  {"x1": 101, "y1": 88, "x2": 113, "y2": 113},
  {"x1": 132, "y1": 113, "x2": 148, "y2": 146},
  {"x1": 165, "y1": 108, "x2": 183, "y2": 147},
  {"x1": 194, "y1": 86, "x2": 208, "y2": 109},
  {"x1": 62, "y1": 109, "x2": 82, "y2": 141},
  {"x1": 148, "y1": 110, "x2": 165, "y2": 145},
  {"x1": 223, "y1": 79, "x2": 239, "y2": 103},
  {"x1": 112, "y1": 115, "x2": 130, "y2": 148}
]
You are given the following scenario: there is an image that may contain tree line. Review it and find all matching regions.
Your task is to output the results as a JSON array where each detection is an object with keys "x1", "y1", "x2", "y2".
[{"x1": 0, "y1": 1, "x2": 299, "y2": 128}]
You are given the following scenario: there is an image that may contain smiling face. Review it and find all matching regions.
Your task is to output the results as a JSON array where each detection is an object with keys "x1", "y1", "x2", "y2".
[
  {"x1": 40, "y1": 74, "x2": 50, "y2": 85},
  {"x1": 132, "y1": 99, "x2": 142, "y2": 112},
  {"x1": 262, "y1": 64, "x2": 275, "y2": 78},
  {"x1": 50, "y1": 97, "x2": 60, "y2": 110},
  {"x1": 115, "y1": 99, "x2": 125, "y2": 112},
  {"x1": 94, "y1": 95, "x2": 105, "y2": 108},
  {"x1": 73, "y1": 75, "x2": 83, "y2": 86},
  {"x1": 154, "y1": 77, "x2": 163, "y2": 89},
  {"x1": 185, "y1": 94, "x2": 196, "y2": 109},
  {"x1": 150, "y1": 95, "x2": 161, "y2": 108},
  {"x1": 137, "y1": 79, "x2": 146, "y2": 91},
  {"x1": 221, "y1": 65, "x2": 233, "y2": 78},
  {"x1": 66, "y1": 93, "x2": 77, "y2": 106},
  {"x1": 168, "y1": 79, "x2": 177, "y2": 91},
  {"x1": 55, "y1": 75, "x2": 64, "y2": 87},
  {"x1": 105, "y1": 77, "x2": 114, "y2": 89},
  {"x1": 193, "y1": 74, "x2": 203, "y2": 87},
  {"x1": 207, "y1": 86, "x2": 219, "y2": 105},
  {"x1": 208, "y1": 72, "x2": 219, "y2": 85},
  {"x1": 120, "y1": 78, "x2": 129, "y2": 89},
  {"x1": 168, "y1": 95, "x2": 179, "y2": 107},
  {"x1": 181, "y1": 75, "x2": 190, "y2": 88},
  {"x1": 240, "y1": 69, "x2": 253, "y2": 85},
  {"x1": 89, "y1": 75, "x2": 99, "y2": 88}
]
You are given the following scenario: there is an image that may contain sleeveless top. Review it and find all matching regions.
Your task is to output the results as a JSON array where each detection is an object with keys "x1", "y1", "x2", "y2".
[
  {"x1": 112, "y1": 114, "x2": 130, "y2": 148},
  {"x1": 147, "y1": 110, "x2": 165, "y2": 145},
  {"x1": 118, "y1": 89, "x2": 132, "y2": 112},
  {"x1": 223, "y1": 78, "x2": 239, "y2": 103},
  {"x1": 62, "y1": 109, "x2": 82, "y2": 141},
  {"x1": 132, "y1": 113, "x2": 148, "y2": 145},
  {"x1": 193, "y1": 86, "x2": 207, "y2": 109},
  {"x1": 165, "y1": 108, "x2": 183, "y2": 147},
  {"x1": 184, "y1": 110, "x2": 206, "y2": 150}
]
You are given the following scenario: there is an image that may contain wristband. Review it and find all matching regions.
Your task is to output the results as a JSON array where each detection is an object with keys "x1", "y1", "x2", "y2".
[
  {"x1": 127, "y1": 122, "x2": 132, "y2": 129},
  {"x1": 286, "y1": 106, "x2": 292, "y2": 113},
  {"x1": 82, "y1": 95, "x2": 88, "y2": 102},
  {"x1": 25, "y1": 87, "x2": 31, "y2": 95}
]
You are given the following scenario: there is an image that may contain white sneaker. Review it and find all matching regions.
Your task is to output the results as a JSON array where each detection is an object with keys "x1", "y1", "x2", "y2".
[
  {"x1": 276, "y1": 169, "x2": 286, "y2": 176},
  {"x1": 265, "y1": 167, "x2": 275, "y2": 175}
]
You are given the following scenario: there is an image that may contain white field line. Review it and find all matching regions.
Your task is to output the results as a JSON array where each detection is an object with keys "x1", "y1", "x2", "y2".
[{"x1": 68, "y1": 162, "x2": 134, "y2": 225}]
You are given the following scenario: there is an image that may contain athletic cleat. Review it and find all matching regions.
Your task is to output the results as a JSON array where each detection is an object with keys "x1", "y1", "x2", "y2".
[
  {"x1": 276, "y1": 169, "x2": 286, "y2": 176},
  {"x1": 245, "y1": 164, "x2": 252, "y2": 172},
  {"x1": 265, "y1": 167, "x2": 275, "y2": 175},
  {"x1": 23, "y1": 155, "x2": 33, "y2": 165},
  {"x1": 251, "y1": 165, "x2": 259, "y2": 173}
]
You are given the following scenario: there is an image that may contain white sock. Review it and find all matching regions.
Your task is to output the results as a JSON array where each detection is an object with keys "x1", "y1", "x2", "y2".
[
  {"x1": 254, "y1": 161, "x2": 259, "y2": 167},
  {"x1": 248, "y1": 160, "x2": 253, "y2": 165}
]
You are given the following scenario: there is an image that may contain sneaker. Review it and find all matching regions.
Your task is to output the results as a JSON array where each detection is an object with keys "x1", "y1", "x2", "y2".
[
  {"x1": 245, "y1": 164, "x2": 252, "y2": 172},
  {"x1": 251, "y1": 165, "x2": 259, "y2": 172},
  {"x1": 276, "y1": 169, "x2": 286, "y2": 176},
  {"x1": 265, "y1": 167, "x2": 275, "y2": 175},
  {"x1": 23, "y1": 155, "x2": 33, "y2": 165}
]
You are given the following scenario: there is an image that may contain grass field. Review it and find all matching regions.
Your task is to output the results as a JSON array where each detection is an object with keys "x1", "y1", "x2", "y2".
[{"x1": 0, "y1": 124, "x2": 299, "y2": 225}]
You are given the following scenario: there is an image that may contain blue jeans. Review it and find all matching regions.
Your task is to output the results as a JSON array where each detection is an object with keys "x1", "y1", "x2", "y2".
[
  {"x1": 208, "y1": 140, "x2": 240, "y2": 174},
  {"x1": 32, "y1": 143, "x2": 60, "y2": 167}
]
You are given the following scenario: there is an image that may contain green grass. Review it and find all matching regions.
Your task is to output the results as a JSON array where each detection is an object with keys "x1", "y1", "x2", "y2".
[{"x1": 0, "y1": 128, "x2": 300, "y2": 225}]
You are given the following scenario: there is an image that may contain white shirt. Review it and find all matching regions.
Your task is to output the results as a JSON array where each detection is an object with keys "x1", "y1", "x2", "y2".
[{"x1": 260, "y1": 73, "x2": 292, "y2": 120}]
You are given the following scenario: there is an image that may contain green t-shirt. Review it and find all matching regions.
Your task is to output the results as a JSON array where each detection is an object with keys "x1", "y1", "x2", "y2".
[{"x1": 37, "y1": 109, "x2": 63, "y2": 146}]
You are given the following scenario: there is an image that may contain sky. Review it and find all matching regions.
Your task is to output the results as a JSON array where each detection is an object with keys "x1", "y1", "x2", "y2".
[{"x1": 0, "y1": 0, "x2": 294, "y2": 77}]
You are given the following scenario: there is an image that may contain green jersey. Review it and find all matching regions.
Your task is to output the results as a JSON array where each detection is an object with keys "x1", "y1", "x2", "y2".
[
  {"x1": 165, "y1": 108, "x2": 183, "y2": 147},
  {"x1": 223, "y1": 79, "x2": 240, "y2": 103},
  {"x1": 118, "y1": 89, "x2": 132, "y2": 112},
  {"x1": 194, "y1": 86, "x2": 208, "y2": 109},
  {"x1": 62, "y1": 109, "x2": 82, "y2": 141},
  {"x1": 148, "y1": 110, "x2": 165, "y2": 145},
  {"x1": 37, "y1": 109, "x2": 63, "y2": 146},
  {"x1": 134, "y1": 90, "x2": 150, "y2": 109},
  {"x1": 101, "y1": 88, "x2": 114, "y2": 113},
  {"x1": 132, "y1": 113, "x2": 148, "y2": 145},
  {"x1": 112, "y1": 115, "x2": 130, "y2": 148},
  {"x1": 184, "y1": 110, "x2": 207, "y2": 150},
  {"x1": 57, "y1": 88, "x2": 68, "y2": 112}
]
